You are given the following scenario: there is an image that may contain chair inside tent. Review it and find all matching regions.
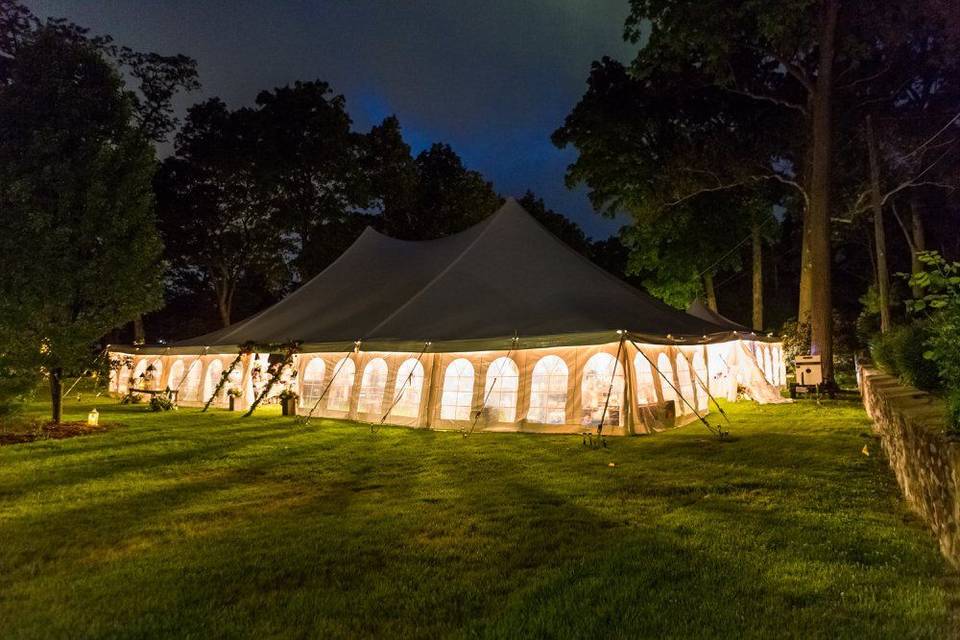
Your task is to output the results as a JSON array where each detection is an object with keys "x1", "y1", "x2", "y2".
[{"x1": 109, "y1": 199, "x2": 787, "y2": 435}]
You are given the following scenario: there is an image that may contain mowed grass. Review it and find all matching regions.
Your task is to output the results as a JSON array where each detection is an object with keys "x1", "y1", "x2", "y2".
[{"x1": 0, "y1": 390, "x2": 956, "y2": 639}]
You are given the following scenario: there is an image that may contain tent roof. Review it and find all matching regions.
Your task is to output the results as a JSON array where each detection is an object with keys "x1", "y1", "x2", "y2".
[
  {"x1": 128, "y1": 199, "x2": 753, "y2": 354},
  {"x1": 686, "y1": 299, "x2": 752, "y2": 332}
]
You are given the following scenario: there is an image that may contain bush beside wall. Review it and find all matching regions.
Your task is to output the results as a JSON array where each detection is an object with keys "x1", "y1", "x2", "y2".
[{"x1": 860, "y1": 366, "x2": 959, "y2": 569}]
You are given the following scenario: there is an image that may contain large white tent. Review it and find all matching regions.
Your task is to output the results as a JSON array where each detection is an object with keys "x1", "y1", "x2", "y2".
[{"x1": 109, "y1": 199, "x2": 785, "y2": 435}]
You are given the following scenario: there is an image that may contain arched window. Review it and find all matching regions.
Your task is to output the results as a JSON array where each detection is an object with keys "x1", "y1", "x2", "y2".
[
  {"x1": 301, "y1": 358, "x2": 326, "y2": 408},
  {"x1": 440, "y1": 358, "x2": 474, "y2": 421},
  {"x1": 675, "y1": 354, "x2": 694, "y2": 414},
  {"x1": 117, "y1": 362, "x2": 131, "y2": 393},
  {"x1": 182, "y1": 360, "x2": 203, "y2": 401},
  {"x1": 132, "y1": 359, "x2": 148, "y2": 388},
  {"x1": 204, "y1": 360, "x2": 223, "y2": 404},
  {"x1": 656, "y1": 353, "x2": 675, "y2": 406},
  {"x1": 327, "y1": 357, "x2": 356, "y2": 412},
  {"x1": 634, "y1": 352, "x2": 655, "y2": 404},
  {"x1": 581, "y1": 352, "x2": 624, "y2": 426},
  {"x1": 167, "y1": 359, "x2": 184, "y2": 392},
  {"x1": 483, "y1": 357, "x2": 520, "y2": 422},
  {"x1": 692, "y1": 352, "x2": 708, "y2": 411},
  {"x1": 358, "y1": 358, "x2": 388, "y2": 414},
  {"x1": 391, "y1": 358, "x2": 425, "y2": 418},
  {"x1": 528, "y1": 355, "x2": 568, "y2": 424}
]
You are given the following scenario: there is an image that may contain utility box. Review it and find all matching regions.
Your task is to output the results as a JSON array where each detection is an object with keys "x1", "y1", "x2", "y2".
[{"x1": 795, "y1": 355, "x2": 823, "y2": 386}]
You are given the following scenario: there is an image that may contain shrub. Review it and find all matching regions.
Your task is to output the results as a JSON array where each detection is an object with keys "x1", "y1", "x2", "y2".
[
  {"x1": 869, "y1": 331, "x2": 897, "y2": 375},
  {"x1": 905, "y1": 251, "x2": 960, "y2": 433},
  {"x1": 149, "y1": 395, "x2": 174, "y2": 412},
  {"x1": 948, "y1": 389, "x2": 960, "y2": 435},
  {"x1": 889, "y1": 324, "x2": 941, "y2": 392},
  {"x1": 780, "y1": 314, "x2": 856, "y2": 376},
  {"x1": 869, "y1": 324, "x2": 942, "y2": 392}
]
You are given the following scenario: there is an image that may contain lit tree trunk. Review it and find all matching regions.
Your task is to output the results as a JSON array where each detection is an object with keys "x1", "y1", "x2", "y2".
[
  {"x1": 217, "y1": 288, "x2": 232, "y2": 328},
  {"x1": 132, "y1": 315, "x2": 145, "y2": 344},
  {"x1": 797, "y1": 228, "x2": 812, "y2": 326},
  {"x1": 804, "y1": 0, "x2": 838, "y2": 382},
  {"x1": 911, "y1": 202, "x2": 925, "y2": 298},
  {"x1": 703, "y1": 273, "x2": 718, "y2": 312},
  {"x1": 50, "y1": 367, "x2": 62, "y2": 424},
  {"x1": 214, "y1": 272, "x2": 234, "y2": 328},
  {"x1": 866, "y1": 115, "x2": 891, "y2": 333},
  {"x1": 752, "y1": 222, "x2": 763, "y2": 331}
]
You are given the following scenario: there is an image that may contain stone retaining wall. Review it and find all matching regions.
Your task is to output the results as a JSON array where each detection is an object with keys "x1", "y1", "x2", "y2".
[{"x1": 859, "y1": 366, "x2": 960, "y2": 569}]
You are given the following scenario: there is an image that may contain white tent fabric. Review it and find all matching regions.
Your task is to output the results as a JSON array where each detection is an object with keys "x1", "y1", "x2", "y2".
[{"x1": 109, "y1": 200, "x2": 786, "y2": 434}]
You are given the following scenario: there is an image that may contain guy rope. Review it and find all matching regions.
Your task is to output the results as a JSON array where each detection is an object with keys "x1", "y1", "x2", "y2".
[
  {"x1": 374, "y1": 340, "x2": 431, "y2": 433},
  {"x1": 63, "y1": 346, "x2": 109, "y2": 398},
  {"x1": 297, "y1": 340, "x2": 360, "y2": 426},
  {"x1": 629, "y1": 337, "x2": 726, "y2": 440},
  {"x1": 171, "y1": 347, "x2": 209, "y2": 403},
  {"x1": 595, "y1": 331, "x2": 626, "y2": 437},
  {"x1": 465, "y1": 333, "x2": 519, "y2": 437},
  {"x1": 688, "y1": 351, "x2": 732, "y2": 426}
]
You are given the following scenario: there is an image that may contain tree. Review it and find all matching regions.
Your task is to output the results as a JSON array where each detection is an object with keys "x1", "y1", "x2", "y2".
[
  {"x1": 553, "y1": 57, "x2": 782, "y2": 314},
  {"x1": 365, "y1": 116, "x2": 419, "y2": 239},
  {"x1": 0, "y1": 29, "x2": 163, "y2": 422},
  {"x1": 402, "y1": 144, "x2": 501, "y2": 239},
  {"x1": 254, "y1": 81, "x2": 369, "y2": 279},
  {"x1": 156, "y1": 99, "x2": 291, "y2": 328},
  {"x1": 556, "y1": 0, "x2": 951, "y2": 380},
  {"x1": 2, "y1": 0, "x2": 198, "y2": 346}
]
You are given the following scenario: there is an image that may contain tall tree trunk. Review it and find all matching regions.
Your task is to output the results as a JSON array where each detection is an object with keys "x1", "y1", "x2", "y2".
[
  {"x1": 132, "y1": 315, "x2": 145, "y2": 344},
  {"x1": 911, "y1": 202, "x2": 925, "y2": 298},
  {"x1": 752, "y1": 222, "x2": 763, "y2": 331},
  {"x1": 866, "y1": 115, "x2": 891, "y2": 333},
  {"x1": 50, "y1": 367, "x2": 62, "y2": 424},
  {"x1": 797, "y1": 227, "x2": 812, "y2": 326},
  {"x1": 217, "y1": 289, "x2": 232, "y2": 328},
  {"x1": 804, "y1": 0, "x2": 838, "y2": 382},
  {"x1": 703, "y1": 273, "x2": 718, "y2": 312}
]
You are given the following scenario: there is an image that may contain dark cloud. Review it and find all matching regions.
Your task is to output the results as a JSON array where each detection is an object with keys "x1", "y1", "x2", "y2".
[{"x1": 26, "y1": 1, "x2": 634, "y2": 236}]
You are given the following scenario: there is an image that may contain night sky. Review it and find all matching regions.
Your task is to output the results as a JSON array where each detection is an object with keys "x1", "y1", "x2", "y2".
[{"x1": 26, "y1": 1, "x2": 635, "y2": 238}]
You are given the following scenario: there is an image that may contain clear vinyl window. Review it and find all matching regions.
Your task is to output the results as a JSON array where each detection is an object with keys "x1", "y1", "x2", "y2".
[
  {"x1": 357, "y1": 358, "x2": 389, "y2": 414},
  {"x1": 581, "y1": 352, "x2": 624, "y2": 425},
  {"x1": 483, "y1": 357, "x2": 520, "y2": 422},
  {"x1": 327, "y1": 357, "x2": 356, "y2": 412},
  {"x1": 440, "y1": 358, "x2": 474, "y2": 421},
  {"x1": 527, "y1": 355, "x2": 568, "y2": 425},
  {"x1": 391, "y1": 358, "x2": 425, "y2": 418}
]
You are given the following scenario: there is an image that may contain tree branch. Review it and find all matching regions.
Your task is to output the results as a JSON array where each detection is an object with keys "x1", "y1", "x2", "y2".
[
  {"x1": 665, "y1": 172, "x2": 809, "y2": 209},
  {"x1": 723, "y1": 86, "x2": 808, "y2": 115},
  {"x1": 771, "y1": 52, "x2": 814, "y2": 94}
]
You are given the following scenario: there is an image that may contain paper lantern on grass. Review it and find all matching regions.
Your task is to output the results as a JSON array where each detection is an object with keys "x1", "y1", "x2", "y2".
[{"x1": 87, "y1": 408, "x2": 99, "y2": 426}]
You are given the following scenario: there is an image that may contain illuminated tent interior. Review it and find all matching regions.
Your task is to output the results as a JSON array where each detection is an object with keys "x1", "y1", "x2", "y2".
[{"x1": 109, "y1": 199, "x2": 786, "y2": 435}]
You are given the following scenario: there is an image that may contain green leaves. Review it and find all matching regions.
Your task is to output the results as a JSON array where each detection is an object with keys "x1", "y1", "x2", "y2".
[{"x1": 0, "y1": 24, "x2": 164, "y2": 410}]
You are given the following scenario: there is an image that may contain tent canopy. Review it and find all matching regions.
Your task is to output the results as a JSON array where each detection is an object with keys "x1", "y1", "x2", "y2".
[{"x1": 131, "y1": 200, "x2": 747, "y2": 354}]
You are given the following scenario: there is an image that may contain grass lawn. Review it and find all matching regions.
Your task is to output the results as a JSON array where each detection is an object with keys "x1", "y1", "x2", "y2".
[{"x1": 0, "y1": 390, "x2": 956, "y2": 639}]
